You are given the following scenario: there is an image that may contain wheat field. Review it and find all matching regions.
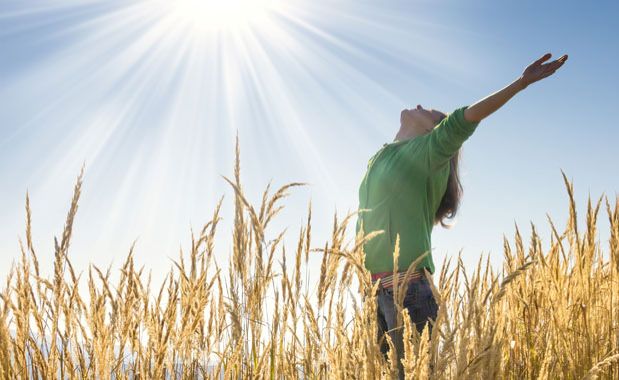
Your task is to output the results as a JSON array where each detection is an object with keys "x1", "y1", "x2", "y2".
[{"x1": 1, "y1": 137, "x2": 618, "y2": 379}]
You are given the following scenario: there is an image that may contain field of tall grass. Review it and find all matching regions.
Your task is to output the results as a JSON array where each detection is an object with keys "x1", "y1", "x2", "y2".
[{"x1": 1, "y1": 137, "x2": 618, "y2": 379}]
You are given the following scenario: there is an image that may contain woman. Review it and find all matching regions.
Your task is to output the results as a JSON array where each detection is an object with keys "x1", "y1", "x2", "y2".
[{"x1": 356, "y1": 53, "x2": 568, "y2": 377}]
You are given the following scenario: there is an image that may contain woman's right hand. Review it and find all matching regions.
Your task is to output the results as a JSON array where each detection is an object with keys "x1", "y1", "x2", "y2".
[{"x1": 519, "y1": 52, "x2": 568, "y2": 89}]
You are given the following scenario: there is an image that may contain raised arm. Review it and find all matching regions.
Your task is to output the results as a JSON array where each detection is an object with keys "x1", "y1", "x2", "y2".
[
  {"x1": 422, "y1": 53, "x2": 568, "y2": 171},
  {"x1": 464, "y1": 53, "x2": 568, "y2": 123}
]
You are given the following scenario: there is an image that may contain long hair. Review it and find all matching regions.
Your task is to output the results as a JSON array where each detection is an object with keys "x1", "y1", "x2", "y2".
[
  {"x1": 434, "y1": 149, "x2": 463, "y2": 228},
  {"x1": 433, "y1": 112, "x2": 463, "y2": 228}
]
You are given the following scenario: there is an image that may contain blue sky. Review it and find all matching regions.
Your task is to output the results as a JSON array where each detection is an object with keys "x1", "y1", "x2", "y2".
[{"x1": 1, "y1": 0, "x2": 617, "y2": 290}]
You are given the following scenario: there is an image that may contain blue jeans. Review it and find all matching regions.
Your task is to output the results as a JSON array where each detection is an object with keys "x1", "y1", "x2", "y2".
[{"x1": 375, "y1": 276, "x2": 438, "y2": 378}]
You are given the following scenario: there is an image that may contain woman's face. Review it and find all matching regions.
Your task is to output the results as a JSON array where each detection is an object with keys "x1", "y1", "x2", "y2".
[{"x1": 400, "y1": 105, "x2": 445, "y2": 135}]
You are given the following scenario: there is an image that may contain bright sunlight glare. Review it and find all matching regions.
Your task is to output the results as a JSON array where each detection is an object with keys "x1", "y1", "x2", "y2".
[{"x1": 163, "y1": 0, "x2": 281, "y2": 32}]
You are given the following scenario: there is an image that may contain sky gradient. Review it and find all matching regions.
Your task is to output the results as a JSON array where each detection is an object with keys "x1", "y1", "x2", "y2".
[{"x1": 1, "y1": 0, "x2": 618, "y2": 291}]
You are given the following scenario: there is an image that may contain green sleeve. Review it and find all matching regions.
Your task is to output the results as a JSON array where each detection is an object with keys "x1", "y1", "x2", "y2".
[{"x1": 426, "y1": 106, "x2": 480, "y2": 170}]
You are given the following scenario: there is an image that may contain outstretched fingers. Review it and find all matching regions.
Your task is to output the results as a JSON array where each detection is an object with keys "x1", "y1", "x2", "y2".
[
  {"x1": 532, "y1": 52, "x2": 552, "y2": 67},
  {"x1": 540, "y1": 58, "x2": 568, "y2": 79},
  {"x1": 521, "y1": 52, "x2": 568, "y2": 86},
  {"x1": 544, "y1": 55, "x2": 568, "y2": 74}
]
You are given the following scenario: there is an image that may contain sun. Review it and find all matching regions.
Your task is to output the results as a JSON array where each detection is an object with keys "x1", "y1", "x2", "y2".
[{"x1": 162, "y1": 0, "x2": 281, "y2": 33}]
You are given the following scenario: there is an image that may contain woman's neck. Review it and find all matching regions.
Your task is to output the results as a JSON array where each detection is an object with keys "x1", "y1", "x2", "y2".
[{"x1": 394, "y1": 129, "x2": 423, "y2": 142}]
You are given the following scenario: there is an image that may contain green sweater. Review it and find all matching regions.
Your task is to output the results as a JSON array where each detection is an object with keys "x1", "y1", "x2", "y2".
[{"x1": 355, "y1": 106, "x2": 480, "y2": 274}]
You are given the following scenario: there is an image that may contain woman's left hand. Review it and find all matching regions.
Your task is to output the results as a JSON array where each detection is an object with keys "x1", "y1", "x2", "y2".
[
  {"x1": 520, "y1": 52, "x2": 568, "y2": 89},
  {"x1": 464, "y1": 52, "x2": 568, "y2": 123}
]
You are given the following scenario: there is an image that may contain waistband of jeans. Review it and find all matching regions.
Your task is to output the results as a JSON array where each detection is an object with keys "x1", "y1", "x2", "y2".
[{"x1": 371, "y1": 270, "x2": 425, "y2": 289}]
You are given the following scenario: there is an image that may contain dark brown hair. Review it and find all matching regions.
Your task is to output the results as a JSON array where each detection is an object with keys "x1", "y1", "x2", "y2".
[
  {"x1": 434, "y1": 149, "x2": 463, "y2": 228},
  {"x1": 433, "y1": 112, "x2": 463, "y2": 228}
]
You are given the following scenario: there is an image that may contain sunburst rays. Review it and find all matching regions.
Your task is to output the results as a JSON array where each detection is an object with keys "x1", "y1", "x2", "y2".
[{"x1": 0, "y1": 1, "x2": 463, "y2": 285}]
